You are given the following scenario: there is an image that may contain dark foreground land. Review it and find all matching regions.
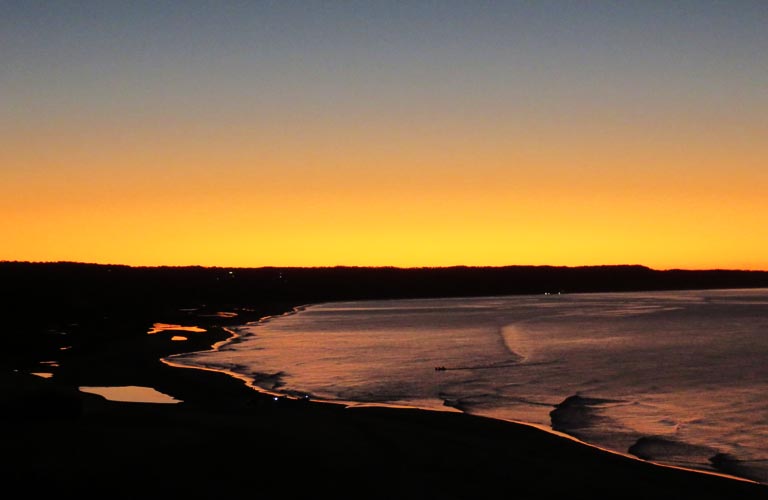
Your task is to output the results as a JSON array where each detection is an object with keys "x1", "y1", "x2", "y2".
[{"x1": 2, "y1": 262, "x2": 768, "y2": 499}]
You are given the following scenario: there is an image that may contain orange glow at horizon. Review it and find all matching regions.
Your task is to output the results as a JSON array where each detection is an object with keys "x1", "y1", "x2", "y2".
[{"x1": 3, "y1": 139, "x2": 767, "y2": 271}]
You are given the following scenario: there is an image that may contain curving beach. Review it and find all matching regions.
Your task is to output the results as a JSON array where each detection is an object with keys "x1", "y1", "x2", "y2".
[{"x1": 3, "y1": 301, "x2": 767, "y2": 500}]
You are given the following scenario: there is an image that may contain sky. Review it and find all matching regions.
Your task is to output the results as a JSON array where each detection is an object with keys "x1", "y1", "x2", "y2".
[{"x1": 2, "y1": 1, "x2": 767, "y2": 270}]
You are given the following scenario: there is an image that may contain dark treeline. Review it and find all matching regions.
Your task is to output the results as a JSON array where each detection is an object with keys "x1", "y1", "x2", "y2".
[
  {"x1": 4, "y1": 261, "x2": 768, "y2": 306},
  {"x1": 4, "y1": 261, "x2": 768, "y2": 317},
  {"x1": 3, "y1": 261, "x2": 768, "y2": 365}
]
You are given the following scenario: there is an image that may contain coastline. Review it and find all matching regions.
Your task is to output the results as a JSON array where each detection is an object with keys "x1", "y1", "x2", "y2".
[
  {"x1": 160, "y1": 303, "x2": 314, "y2": 400},
  {"x1": 3, "y1": 303, "x2": 767, "y2": 499},
  {"x1": 164, "y1": 302, "x2": 767, "y2": 487}
]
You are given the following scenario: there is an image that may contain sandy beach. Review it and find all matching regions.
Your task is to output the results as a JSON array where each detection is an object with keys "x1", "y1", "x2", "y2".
[{"x1": 2, "y1": 302, "x2": 767, "y2": 500}]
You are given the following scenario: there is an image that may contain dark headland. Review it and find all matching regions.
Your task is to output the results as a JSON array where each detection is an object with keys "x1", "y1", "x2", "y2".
[{"x1": 2, "y1": 261, "x2": 768, "y2": 499}]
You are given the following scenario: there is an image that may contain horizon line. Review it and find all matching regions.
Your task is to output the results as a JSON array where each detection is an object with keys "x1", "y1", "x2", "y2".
[{"x1": 3, "y1": 260, "x2": 768, "y2": 273}]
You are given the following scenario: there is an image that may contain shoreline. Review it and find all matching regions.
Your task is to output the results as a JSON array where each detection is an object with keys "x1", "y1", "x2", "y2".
[
  {"x1": 162, "y1": 303, "x2": 764, "y2": 488},
  {"x1": 161, "y1": 303, "x2": 314, "y2": 399},
  {"x1": 3, "y1": 303, "x2": 768, "y2": 498}
]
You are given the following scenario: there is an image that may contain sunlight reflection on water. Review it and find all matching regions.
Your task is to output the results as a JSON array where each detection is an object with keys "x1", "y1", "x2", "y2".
[{"x1": 79, "y1": 386, "x2": 181, "y2": 404}]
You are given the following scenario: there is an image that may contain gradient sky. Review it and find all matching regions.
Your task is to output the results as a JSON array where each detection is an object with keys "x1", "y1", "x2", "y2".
[{"x1": 2, "y1": 1, "x2": 767, "y2": 269}]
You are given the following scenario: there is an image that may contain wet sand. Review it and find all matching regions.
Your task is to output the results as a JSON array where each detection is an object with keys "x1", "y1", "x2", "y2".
[{"x1": 2, "y1": 309, "x2": 767, "y2": 500}]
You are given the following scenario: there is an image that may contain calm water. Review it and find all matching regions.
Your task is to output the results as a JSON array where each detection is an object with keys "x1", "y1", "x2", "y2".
[{"x1": 170, "y1": 288, "x2": 768, "y2": 483}]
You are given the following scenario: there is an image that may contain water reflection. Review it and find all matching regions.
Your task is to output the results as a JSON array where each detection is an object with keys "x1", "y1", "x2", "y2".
[
  {"x1": 147, "y1": 323, "x2": 206, "y2": 335},
  {"x1": 79, "y1": 386, "x2": 181, "y2": 404}
]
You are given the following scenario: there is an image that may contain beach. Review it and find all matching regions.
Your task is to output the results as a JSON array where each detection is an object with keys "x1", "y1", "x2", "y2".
[{"x1": 2, "y1": 303, "x2": 767, "y2": 500}]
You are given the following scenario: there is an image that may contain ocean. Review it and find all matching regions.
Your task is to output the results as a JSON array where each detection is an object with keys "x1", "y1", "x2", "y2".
[{"x1": 169, "y1": 288, "x2": 768, "y2": 484}]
